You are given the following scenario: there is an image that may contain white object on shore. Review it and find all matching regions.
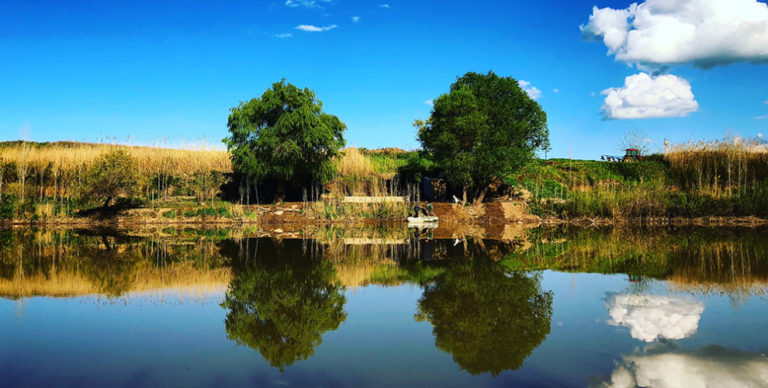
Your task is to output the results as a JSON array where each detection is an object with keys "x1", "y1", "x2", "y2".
[{"x1": 407, "y1": 216, "x2": 439, "y2": 223}]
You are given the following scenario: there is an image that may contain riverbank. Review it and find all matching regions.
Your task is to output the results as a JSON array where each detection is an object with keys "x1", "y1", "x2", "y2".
[{"x1": 2, "y1": 198, "x2": 767, "y2": 230}]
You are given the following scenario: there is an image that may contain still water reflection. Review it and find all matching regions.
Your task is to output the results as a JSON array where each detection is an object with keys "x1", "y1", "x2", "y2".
[{"x1": 1, "y1": 227, "x2": 767, "y2": 387}]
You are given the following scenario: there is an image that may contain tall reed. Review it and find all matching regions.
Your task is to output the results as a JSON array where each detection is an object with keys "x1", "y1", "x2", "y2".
[{"x1": 665, "y1": 136, "x2": 768, "y2": 193}]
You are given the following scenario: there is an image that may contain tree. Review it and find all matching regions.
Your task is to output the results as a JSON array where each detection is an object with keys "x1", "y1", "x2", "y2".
[
  {"x1": 619, "y1": 130, "x2": 651, "y2": 156},
  {"x1": 82, "y1": 149, "x2": 139, "y2": 209},
  {"x1": 223, "y1": 79, "x2": 346, "y2": 202},
  {"x1": 221, "y1": 240, "x2": 347, "y2": 370},
  {"x1": 416, "y1": 71, "x2": 549, "y2": 204},
  {"x1": 415, "y1": 259, "x2": 553, "y2": 376}
]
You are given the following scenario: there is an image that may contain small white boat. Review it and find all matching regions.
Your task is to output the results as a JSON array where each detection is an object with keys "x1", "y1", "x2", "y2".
[{"x1": 407, "y1": 216, "x2": 439, "y2": 224}]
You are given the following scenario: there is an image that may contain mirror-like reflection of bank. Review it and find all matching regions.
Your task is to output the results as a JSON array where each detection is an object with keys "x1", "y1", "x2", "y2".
[
  {"x1": 3, "y1": 225, "x2": 768, "y2": 382},
  {"x1": 0, "y1": 228, "x2": 236, "y2": 301},
  {"x1": 507, "y1": 226, "x2": 768, "y2": 300},
  {"x1": 218, "y1": 233, "x2": 551, "y2": 375}
]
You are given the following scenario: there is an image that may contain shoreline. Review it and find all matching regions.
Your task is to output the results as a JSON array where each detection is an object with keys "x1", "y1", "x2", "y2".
[{"x1": 2, "y1": 206, "x2": 766, "y2": 229}]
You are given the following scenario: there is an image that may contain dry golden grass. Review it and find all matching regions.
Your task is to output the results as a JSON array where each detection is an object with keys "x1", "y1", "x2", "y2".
[
  {"x1": 329, "y1": 147, "x2": 404, "y2": 196},
  {"x1": 665, "y1": 137, "x2": 768, "y2": 192},
  {"x1": 0, "y1": 141, "x2": 231, "y2": 176},
  {"x1": 0, "y1": 141, "x2": 231, "y2": 202},
  {"x1": 335, "y1": 147, "x2": 376, "y2": 178}
]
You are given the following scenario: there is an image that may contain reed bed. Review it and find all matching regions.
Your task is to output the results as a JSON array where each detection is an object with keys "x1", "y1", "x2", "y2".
[
  {"x1": 329, "y1": 147, "x2": 409, "y2": 197},
  {"x1": 0, "y1": 141, "x2": 232, "y2": 217},
  {"x1": 665, "y1": 136, "x2": 768, "y2": 193}
]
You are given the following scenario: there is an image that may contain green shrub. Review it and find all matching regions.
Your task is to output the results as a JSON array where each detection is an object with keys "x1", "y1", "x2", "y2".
[
  {"x1": 161, "y1": 210, "x2": 177, "y2": 218},
  {"x1": 0, "y1": 195, "x2": 18, "y2": 220}
]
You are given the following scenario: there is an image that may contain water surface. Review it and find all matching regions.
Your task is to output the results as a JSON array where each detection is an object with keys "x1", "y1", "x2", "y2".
[{"x1": 1, "y1": 227, "x2": 767, "y2": 387}]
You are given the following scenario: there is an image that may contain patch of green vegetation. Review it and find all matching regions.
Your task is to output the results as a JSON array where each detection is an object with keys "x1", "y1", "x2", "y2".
[{"x1": 161, "y1": 210, "x2": 177, "y2": 218}]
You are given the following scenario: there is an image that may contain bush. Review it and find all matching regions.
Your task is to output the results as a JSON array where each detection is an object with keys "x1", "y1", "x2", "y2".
[
  {"x1": 0, "y1": 195, "x2": 17, "y2": 220},
  {"x1": 82, "y1": 149, "x2": 139, "y2": 208},
  {"x1": 161, "y1": 210, "x2": 177, "y2": 218}
]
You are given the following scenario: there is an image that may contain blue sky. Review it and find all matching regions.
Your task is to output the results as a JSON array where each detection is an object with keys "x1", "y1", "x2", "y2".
[{"x1": 1, "y1": 0, "x2": 767, "y2": 159}]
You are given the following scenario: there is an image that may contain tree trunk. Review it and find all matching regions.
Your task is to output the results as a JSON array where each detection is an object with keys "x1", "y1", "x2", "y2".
[
  {"x1": 472, "y1": 187, "x2": 488, "y2": 206},
  {"x1": 20, "y1": 176, "x2": 25, "y2": 204},
  {"x1": 275, "y1": 180, "x2": 286, "y2": 204},
  {"x1": 103, "y1": 196, "x2": 112, "y2": 210}
]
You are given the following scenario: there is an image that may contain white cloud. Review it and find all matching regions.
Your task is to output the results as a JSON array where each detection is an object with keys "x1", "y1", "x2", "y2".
[
  {"x1": 553, "y1": 88, "x2": 559, "y2": 93},
  {"x1": 285, "y1": 0, "x2": 333, "y2": 8},
  {"x1": 581, "y1": 0, "x2": 768, "y2": 69},
  {"x1": 606, "y1": 294, "x2": 704, "y2": 342},
  {"x1": 756, "y1": 114, "x2": 768, "y2": 120},
  {"x1": 274, "y1": 33, "x2": 293, "y2": 38},
  {"x1": 518, "y1": 80, "x2": 542, "y2": 100},
  {"x1": 351, "y1": 16, "x2": 360, "y2": 23},
  {"x1": 601, "y1": 73, "x2": 699, "y2": 120},
  {"x1": 425, "y1": 99, "x2": 433, "y2": 107},
  {"x1": 604, "y1": 348, "x2": 768, "y2": 388},
  {"x1": 379, "y1": 4, "x2": 391, "y2": 8},
  {"x1": 295, "y1": 24, "x2": 337, "y2": 32}
]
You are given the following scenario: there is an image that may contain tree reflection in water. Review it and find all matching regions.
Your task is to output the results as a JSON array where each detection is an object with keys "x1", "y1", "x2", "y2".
[
  {"x1": 415, "y1": 259, "x2": 553, "y2": 376},
  {"x1": 221, "y1": 239, "x2": 347, "y2": 371}
]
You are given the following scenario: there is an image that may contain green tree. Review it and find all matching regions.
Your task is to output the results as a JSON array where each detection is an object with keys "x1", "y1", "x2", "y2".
[
  {"x1": 415, "y1": 259, "x2": 553, "y2": 376},
  {"x1": 221, "y1": 242, "x2": 347, "y2": 370},
  {"x1": 82, "y1": 149, "x2": 139, "y2": 209},
  {"x1": 223, "y1": 79, "x2": 346, "y2": 202},
  {"x1": 416, "y1": 71, "x2": 549, "y2": 203}
]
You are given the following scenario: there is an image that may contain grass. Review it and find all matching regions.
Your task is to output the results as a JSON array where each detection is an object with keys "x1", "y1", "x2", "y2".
[
  {"x1": 0, "y1": 141, "x2": 231, "y2": 219},
  {"x1": 304, "y1": 200, "x2": 410, "y2": 221},
  {"x1": 508, "y1": 137, "x2": 768, "y2": 220},
  {"x1": 4, "y1": 137, "x2": 768, "y2": 222},
  {"x1": 329, "y1": 147, "x2": 412, "y2": 197}
]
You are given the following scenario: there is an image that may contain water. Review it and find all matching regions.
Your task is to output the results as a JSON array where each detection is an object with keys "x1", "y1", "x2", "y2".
[{"x1": 1, "y1": 227, "x2": 767, "y2": 387}]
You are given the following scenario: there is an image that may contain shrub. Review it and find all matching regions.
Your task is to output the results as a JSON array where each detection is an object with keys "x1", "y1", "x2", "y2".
[{"x1": 82, "y1": 149, "x2": 140, "y2": 209}]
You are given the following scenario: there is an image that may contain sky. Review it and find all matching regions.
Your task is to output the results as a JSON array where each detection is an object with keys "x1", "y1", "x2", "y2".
[{"x1": 1, "y1": 0, "x2": 767, "y2": 159}]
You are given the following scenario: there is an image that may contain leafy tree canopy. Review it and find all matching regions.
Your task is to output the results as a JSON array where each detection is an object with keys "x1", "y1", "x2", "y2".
[
  {"x1": 82, "y1": 149, "x2": 139, "y2": 208},
  {"x1": 223, "y1": 79, "x2": 346, "y2": 198},
  {"x1": 415, "y1": 259, "x2": 553, "y2": 376},
  {"x1": 416, "y1": 71, "x2": 549, "y2": 203},
  {"x1": 221, "y1": 243, "x2": 347, "y2": 370}
]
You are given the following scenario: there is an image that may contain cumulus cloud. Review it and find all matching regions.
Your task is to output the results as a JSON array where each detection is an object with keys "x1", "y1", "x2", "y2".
[
  {"x1": 351, "y1": 16, "x2": 360, "y2": 23},
  {"x1": 518, "y1": 80, "x2": 542, "y2": 100},
  {"x1": 581, "y1": 0, "x2": 768, "y2": 69},
  {"x1": 295, "y1": 24, "x2": 337, "y2": 32},
  {"x1": 601, "y1": 73, "x2": 699, "y2": 120},
  {"x1": 603, "y1": 347, "x2": 768, "y2": 388},
  {"x1": 285, "y1": 0, "x2": 333, "y2": 8},
  {"x1": 425, "y1": 99, "x2": 433, "y2": 107},
  {"x1": 606, "y1": 293, "x2": 704, "y2": 342}
]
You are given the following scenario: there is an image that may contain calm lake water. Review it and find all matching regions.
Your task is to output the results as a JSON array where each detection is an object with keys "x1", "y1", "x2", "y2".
[{"x1": 1, "y1": 227, "x2": 768, "y2": 387}]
